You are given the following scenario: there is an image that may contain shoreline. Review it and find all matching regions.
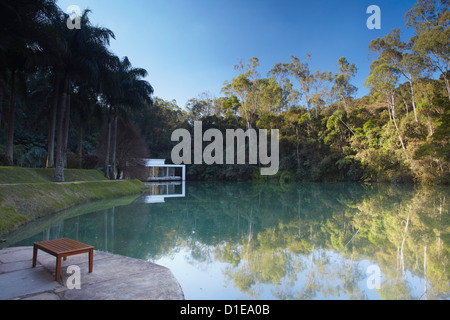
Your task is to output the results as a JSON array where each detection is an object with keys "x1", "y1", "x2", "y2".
[{"x1": 0, "y1": 171, "x2": 147, "y2": 237}]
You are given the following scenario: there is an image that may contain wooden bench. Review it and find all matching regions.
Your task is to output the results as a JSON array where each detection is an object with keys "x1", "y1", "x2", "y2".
[{"x1": 32, "y1": 238, "x2": 94, "y2": 281}]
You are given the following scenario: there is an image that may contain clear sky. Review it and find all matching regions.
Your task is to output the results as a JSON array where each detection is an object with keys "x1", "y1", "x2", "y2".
[{"x1": 57, "y1": 0, "x2": 417, "y2": 108}]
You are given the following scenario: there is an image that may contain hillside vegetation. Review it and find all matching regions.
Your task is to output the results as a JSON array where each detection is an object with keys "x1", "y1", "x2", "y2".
[{"x1": 1, "y1": 1, "x2": 448, "y2": 185}]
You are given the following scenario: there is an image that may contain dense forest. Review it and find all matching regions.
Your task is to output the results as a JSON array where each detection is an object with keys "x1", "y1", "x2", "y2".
[{"x1": 0, "y1": 0, "x2": 449, "y2": 184}]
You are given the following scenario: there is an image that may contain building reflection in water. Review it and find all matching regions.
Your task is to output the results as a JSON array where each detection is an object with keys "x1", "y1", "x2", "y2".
[{"x1": 141, "y1": 181, "x2": 186, "y2": 203}]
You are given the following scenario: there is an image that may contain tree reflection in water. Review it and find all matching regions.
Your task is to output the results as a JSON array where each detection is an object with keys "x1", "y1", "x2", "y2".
[{"x1": 8, "y1": 182, "x2": 449, "y2": 300}]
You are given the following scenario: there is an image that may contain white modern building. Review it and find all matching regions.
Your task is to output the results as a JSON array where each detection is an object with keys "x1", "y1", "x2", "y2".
[{"x1": 144, "y1": 159, "x2": 186, "y2": 182}]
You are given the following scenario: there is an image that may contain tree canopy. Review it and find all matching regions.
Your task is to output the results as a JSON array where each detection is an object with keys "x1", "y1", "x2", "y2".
[{"x1": 0, "y1": 0, "x2": 448, "y2": 185}]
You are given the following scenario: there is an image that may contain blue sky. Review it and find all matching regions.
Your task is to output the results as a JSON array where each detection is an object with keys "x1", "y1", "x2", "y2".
[{"x1": 57, "y1": 0, "x2": 417, "y2": 108}]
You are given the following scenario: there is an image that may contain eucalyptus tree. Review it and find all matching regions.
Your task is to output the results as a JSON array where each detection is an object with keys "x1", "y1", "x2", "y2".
[
  {"x1": 287, "y1": 55, "x2": 315, "y2": 118},
  {"x1": 221, "y1": 96, "x2": 241, "y2": 119},
  {"x1": 365, "y1": 61, "x2": 408, "y2": 159},
  {"x1": 223, "y1": 58, "x2": 289, "y2": 126},
  {"x1": 311, "y1": 69, "x2": 333, "y2": 117},
  {"x1": 186, "y1": 93, "x2": 217, "y2": 123},
  {"x1": 369, "y1": 29, "x2": 424, "y2": 123},
  {"x1": 268, "y1": 62, "x2": 299, "y2": 113},
  {"x1": 365, "y1": 61, "x2": 399, "y2": 120},
  {"x1": 101, "y1": 56, "x2": 153, "y2": 179},
  {"x1": 257, "y1": 77, "x2": 284, "y2": 114},
  {"x1": 333, "y1": 57, "x2": 358, "y2": 111},
  {"x1": 406, "y1": 0, "x2": 450, "y2": 100},
  {"x1": 286, "y1": 55, "x2": 335, "y2": 131},
  {"x1": 286, "y1": 55, "x2": 325, "y2": 137},
  {"x1": 222, "y1": 57, "x2": 261, "y2": 129}
]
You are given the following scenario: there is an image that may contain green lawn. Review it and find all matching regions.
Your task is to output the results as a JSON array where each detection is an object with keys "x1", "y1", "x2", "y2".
[
  {"x1": 0, "y1": 167, "x2": 146, "y2": 236},
  {"x1": 0, "y1": 167, "x2": 107, "y2": 184}
]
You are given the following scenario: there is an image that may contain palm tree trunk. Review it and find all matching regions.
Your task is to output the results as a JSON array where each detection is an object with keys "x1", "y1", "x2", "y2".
[
  {"x1": 55, "y1": 74, "x2": 69, "y2": 182},
  {"x1": 46, "y1": 75, "x2": 61, "y2": 168},
  {"x1": 112, "y1": 108, "x2": 118, "y2": 180},
  {"x1": 62, "y1": 91, "x2": 71, "y2": 168},
  {"x1": 0, "y1": 79, "x2": 5, "y2": 128},
  {"x1": 104, "y1": 107, "x2": 112, "y2": 179},
  {"x1": 5, "y1": 71, "x2": 16, "y2": 166},
  {"x1": 77, "y1": 121, "x2": 85, "y2": 169}
]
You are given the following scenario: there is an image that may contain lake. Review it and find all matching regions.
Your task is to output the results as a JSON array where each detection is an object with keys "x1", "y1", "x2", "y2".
[{"x1": 2, "y1": 181, "x2": 449, "y2": 300}]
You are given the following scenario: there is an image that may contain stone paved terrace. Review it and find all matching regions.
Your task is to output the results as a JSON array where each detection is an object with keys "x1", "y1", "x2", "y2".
[{"x1": 0, "y1": 246, "x2": 185, "y2": 300}]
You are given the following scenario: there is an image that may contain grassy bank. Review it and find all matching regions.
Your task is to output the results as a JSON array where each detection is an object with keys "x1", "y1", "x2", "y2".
[
  {"x1": 0, "y1": 195, "x2": 141, "y2": 247},
  {"x1": 0, "y1": 167, "x2": 108, "y2": 184},
  {"x1": 0, "y1": 167, "x2": 146, "y2": 236}
]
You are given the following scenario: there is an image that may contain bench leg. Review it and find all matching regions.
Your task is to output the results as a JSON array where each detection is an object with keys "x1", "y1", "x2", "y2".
[
  {"x1": 89, "y1": 249, "x2": 93, "y2": 273},
  {"x1": 55, "y1": 256, "x2": 62, "y2": 281},
  {"x1": 32, "y1": 245, "x2": 38, "y2": 268}
]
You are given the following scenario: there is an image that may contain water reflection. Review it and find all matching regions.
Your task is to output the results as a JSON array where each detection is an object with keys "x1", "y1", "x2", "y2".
[
  {"x1": 140, "y1": 181, "x2": 186, "y2": 203},
  {"x1": 4, "y1": 182, "x2": 449, "y2": 300}
]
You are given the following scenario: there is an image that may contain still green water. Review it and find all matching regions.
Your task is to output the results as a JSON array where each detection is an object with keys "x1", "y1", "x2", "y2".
[{"x1": 3, "y1": 182, "x2": 449, "y2": 300}]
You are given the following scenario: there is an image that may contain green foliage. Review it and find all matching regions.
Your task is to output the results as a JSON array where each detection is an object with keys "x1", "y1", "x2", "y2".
[{"x1": 0, "y1": 0, "x2": 447, "y2": 186}]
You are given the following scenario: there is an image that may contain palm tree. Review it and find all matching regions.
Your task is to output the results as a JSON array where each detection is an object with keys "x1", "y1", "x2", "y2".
[
  {"x1": 0, "y1": 0, "x2": 57, "y2": 166},
  {"x1": 101, "y1": 56, "x2": 153, "y2": 179},
  {"x1": 42, "y1": 8, "x2": 115, "y2": 181},
  {"x1": 71, "y1": 81, "x2": 103, "y2": 168}
]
